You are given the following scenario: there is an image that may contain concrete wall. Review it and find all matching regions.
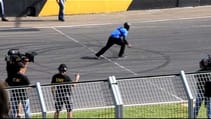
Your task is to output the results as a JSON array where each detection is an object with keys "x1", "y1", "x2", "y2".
[
  {"x1": 38, "y1": 0, "x2": 132, "y2": 16},
  {"x1": 3, "y1": 0, "x2": 211, "y2": 17}
]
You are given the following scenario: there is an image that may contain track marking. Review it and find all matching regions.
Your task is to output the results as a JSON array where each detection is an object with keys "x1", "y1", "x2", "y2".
[
  {"x1": 36, "y1": 15, "x2": 211, "y2": 29},
  {"x1": 24, "y1": 15, "x2": 211, "y2": 29},
  {"x1": 51, "y1": 27, "x2": 138, "y2": 76}
]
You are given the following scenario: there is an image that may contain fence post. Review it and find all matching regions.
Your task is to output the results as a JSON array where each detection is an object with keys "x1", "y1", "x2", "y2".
[
  {"x1": 180, "y1": 70, "x2": 194, "y2": 118},
  {"x1": 36, "y1": 82, "x2": 47, "y2": 118},
  {"x1": 109, "y1": 76, "x2": 123, "y2": 118}
]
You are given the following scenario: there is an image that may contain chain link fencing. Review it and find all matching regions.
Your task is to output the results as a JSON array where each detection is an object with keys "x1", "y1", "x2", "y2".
[
  {"x1": 184, "y1": 71, "x2": 211, "y2": 118},
  {"x1": 117, "y1": 74, "x2": 188, "y2": 118},
  {"x1": 4, "y1": 71, "x2": 211, "y2": 118}
]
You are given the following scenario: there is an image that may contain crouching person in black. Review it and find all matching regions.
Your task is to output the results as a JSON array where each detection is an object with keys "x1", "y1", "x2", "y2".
[
  {"x1": 194, "y1": 55, "x2": 211, "y2": 118},
  {"x1": 5, "y1": 49, "x2": 31, "y2": 118}
]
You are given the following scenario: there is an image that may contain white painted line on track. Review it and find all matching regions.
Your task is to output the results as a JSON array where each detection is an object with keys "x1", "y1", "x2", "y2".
[
  {"x1": 51, "y1": 27, "x2": 138, "y2": 76},
  {"x1": 37, "y1": 15, "x2": 211, "y2": 29}
]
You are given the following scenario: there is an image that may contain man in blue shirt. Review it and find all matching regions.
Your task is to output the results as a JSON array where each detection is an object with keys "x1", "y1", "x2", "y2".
[{"x1": 95, "y1": 22, "x2": 131, "y2": 58}]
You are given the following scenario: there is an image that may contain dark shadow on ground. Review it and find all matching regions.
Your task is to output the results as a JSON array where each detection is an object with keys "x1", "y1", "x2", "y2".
[
  {"x1": 80, "y1": 56, "x2": 99, "y2": 60},
  {"x1": 12, "y1": 19, "x2": 58, "y2": 22},
  {"x1": 0, "y1": 27, "x2": 40, "y2": 32},
  {"x1": 81, "y1": 56, "x2": 124, "y2": 60}
]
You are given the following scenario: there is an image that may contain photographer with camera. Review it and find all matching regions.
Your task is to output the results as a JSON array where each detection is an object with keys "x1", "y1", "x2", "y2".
[
  {"x1": 194, "y1": 54, "x2": 211, "y2": 118},
  {"x1": 5, "y1": 49, "x2": 37, "y2": 118}
]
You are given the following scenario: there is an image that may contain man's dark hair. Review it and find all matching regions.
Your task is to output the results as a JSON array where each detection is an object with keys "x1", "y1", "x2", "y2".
[{"x1": 124, "y1": 22, "x2": 130, "y2": 31}]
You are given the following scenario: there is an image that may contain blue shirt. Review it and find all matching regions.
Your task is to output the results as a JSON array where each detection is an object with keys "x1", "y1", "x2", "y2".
[{"x1": 110, "y1": 26, "x2": 128, "y2": 39}]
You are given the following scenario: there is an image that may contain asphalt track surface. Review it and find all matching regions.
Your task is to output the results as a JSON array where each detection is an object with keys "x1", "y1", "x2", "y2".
[{"x1": 1, "y1": 6, "x2": 211, "y2": 85}]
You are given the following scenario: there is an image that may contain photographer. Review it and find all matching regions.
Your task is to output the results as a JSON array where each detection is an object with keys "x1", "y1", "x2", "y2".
[
  {"x1": 4, "y1": 49, "x2": 36, "y2": 118},
  {"x1": 194, "y1": 55, "x2": 211, "y2": 118},
  {"x1": 5, "y1": 49, "x2": 36, "y2": 82}
]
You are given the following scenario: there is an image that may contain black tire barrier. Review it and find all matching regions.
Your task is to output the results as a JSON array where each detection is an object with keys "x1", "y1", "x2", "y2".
[
  {"x1": 128, "y1": 0, "x2": 178, "y2": 10},
  {"x1": 4, "y1": 0, "x2": 46, "y2": 17},
  {"x1": 175, "y1": 0, "x2": 211, "y2": 7},
  {"x1": 200, "y1": 0, "x2": 211, "y2": 6},
  {"x1": 177, "y1": 0, "x2": 200, "y2": 7},
  {"x1": 128, "y1": 0, "x2": 211, "y2": 10}
]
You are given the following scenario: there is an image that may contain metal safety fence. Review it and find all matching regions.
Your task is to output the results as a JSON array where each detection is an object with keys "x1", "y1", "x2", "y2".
[
  {"x1": 118, "y1": 73, "x2": 188, "y2": 118},
  {"x1": 182, "y1": 71, "x2": 211, "y2": 118},
  {"x1": 4, "y1": 70, "x2": 211, "y2": 118}
]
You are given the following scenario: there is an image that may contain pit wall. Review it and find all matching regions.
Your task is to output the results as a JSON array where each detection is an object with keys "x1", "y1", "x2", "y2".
[
  {"x1": 4, "y1": 0, "x2": 211, "y2": 17},
  {"x1": 39, "y1": 0, "x2": 132, "y2": 16}
]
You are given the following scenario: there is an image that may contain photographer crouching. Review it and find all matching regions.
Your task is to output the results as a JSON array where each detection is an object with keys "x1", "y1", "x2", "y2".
[{"x1": 5, "y1": 49, "x2": 37, "y2": 118}]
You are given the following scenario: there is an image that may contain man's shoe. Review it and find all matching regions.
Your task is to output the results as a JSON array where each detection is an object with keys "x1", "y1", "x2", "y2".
[
  {"x1": 95, "y1": 55, "x2": 103, "y2": 60},
  {"x1": 118, "y1": 55, "x2": 127, "y2": 59},
  {"x1": 2, "y1": 17, "x2": 8, "y2": 21}
]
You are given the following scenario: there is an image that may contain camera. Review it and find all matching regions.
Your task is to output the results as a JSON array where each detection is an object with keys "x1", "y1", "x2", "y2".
[
  {"x1": 5, "y1": 49, "x2": 37, "y2": 77},
  {"x1": 5, "y1": 49, "x2": 37, "y2": 64}
]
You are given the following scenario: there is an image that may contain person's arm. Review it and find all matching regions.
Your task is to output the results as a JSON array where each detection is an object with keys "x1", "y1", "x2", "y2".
[
  {"x1": 75, "y1": 73, "x2": 80, "y2": 82},
  {"x1": 72, "y1": 73, "x2": 80, "y2": 87},
  {"x1": 122, "y1": 36, "x2": 131, "y2": 48},
  {"x1": 19, "y1": 60, "x2": 29, "y2": 74},
  {"x1": 122, "y1": 36, "x2": 128, "y2": 44},
  {"x1": 51, "y1": 86, "x2": 55, "y2": 98},
  {"x1": 121, "y1": 28, "x2": 131, "y2": 48},
  {"x1": 51, "y1": 77, "x2": 56, "y2": 98}
]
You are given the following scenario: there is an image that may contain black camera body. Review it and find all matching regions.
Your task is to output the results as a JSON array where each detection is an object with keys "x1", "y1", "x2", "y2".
[
  {"x1": 5, "y1": 49, "x2": 37, "y2": 64},
  {"x1": 5, "y1": 49, "x2": 37, "y2": 77}
]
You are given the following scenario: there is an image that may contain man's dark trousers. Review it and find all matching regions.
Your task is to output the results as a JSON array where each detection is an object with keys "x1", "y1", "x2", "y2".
[{"x1": 96, "y1": 36, "x2": 126, "y2": 57}]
